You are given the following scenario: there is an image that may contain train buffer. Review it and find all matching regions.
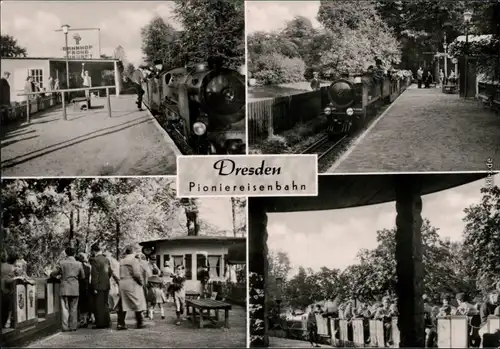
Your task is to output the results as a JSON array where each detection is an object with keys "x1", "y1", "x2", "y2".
[
  {"x1": 1, "y1": 94, "x2": 181, "y2": 177},
  {"x1": 327, "y1": 87, "x2": 500, "y2": 173}
]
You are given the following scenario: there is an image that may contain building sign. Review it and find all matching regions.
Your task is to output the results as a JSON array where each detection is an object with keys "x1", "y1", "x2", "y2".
[{"x1": 61, "y1": 31, "x2": 100, "y2": 59}]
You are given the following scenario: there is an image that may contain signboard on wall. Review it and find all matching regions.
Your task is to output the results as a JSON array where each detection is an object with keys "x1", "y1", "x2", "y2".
[
  {"x1": 61, "y1": 29, "x2": 100, "y2": 59},
  {"x1": 16, "y1": 283, "x2": 27, "y2": 323}
]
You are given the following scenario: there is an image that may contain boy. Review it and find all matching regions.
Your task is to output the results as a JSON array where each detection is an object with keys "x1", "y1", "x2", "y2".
[{"x1": 172, "y1": 265, "x2": 186, "y2": 325}]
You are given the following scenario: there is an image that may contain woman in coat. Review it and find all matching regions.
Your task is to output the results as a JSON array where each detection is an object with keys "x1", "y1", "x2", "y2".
[
  {"x1": 117, "y1": 247, "x2": 147, "y2": 330},
  {"x1": 76, "y1": 253, "x2": 91, "y2": 327}
]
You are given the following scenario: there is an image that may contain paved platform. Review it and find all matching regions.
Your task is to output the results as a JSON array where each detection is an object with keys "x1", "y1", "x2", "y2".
[
  {"x1": 328, "y1": 86, "x2": 500, "y2": 173},
  {"x1": 1, "y1": 95, "x2": 179, "y2": 177},
  {"x1": 269, "y1": 336, "x2": 324, "y2": 347},
  {"x1": 27, "y1": 304, "x2": 246, "y2": 348}
]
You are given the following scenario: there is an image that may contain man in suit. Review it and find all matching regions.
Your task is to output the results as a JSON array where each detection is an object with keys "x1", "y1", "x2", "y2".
[
  {"x1": 131, "y1": 67, "x2": 146, "y2": 110},
  {"x1": 90, "y1": 244, "x2": 112, "y2": 329},
  {"x1": 1, "y1": 253, "x2": 19, "y2": 328},
  {"x1": 50, "y1": 247, "x2": 85, "y2": 332}
]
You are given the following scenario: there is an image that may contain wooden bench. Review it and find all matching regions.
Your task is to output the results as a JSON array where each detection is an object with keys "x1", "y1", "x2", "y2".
[
  {"x1": 443, "y1": 84, "x2": 458, "y2": 94},
  {"x1": 185, "y1": 290, "x2": 200, "y2": 300},
  {"x1": 186, "y1": 298, "x2": 231, "y2": 329}
]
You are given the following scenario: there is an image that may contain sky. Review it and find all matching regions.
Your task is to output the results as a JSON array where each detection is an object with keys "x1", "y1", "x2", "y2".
[
  {"x1": 268, "y1": 174, "x2": 500, "y2": 278},
  {"x1": 246, "y1": 1, "x2": 321, "y2": 34},
  {"x1": 197, "y1": 197, "x2": 242, "y2": 236},
  {"x1": 0, "y1": 1, "x2": 182, "y2": 66}
]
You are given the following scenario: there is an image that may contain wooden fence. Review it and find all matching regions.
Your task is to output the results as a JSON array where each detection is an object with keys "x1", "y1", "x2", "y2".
[
  {"x1": 1, "y1": 94, "x2": 61, "y2": 125},
  {"x1": 1, "y1": 277, "x2": 62, "y2": 347},
  {"x1": 247, "y1": 87, "x2": 328, "y2": 145},
  {"x1": 271, "y1": 315, "x2": 500, "y2": 348}
]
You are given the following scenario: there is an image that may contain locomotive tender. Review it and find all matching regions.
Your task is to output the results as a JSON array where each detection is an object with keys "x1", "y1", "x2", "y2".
[
  {"x1": 142, "y1": 60, "x2": 246, "y2": 154},
  {"x1": 323, "y1": 70, "x2": 412, "y2": 137}
]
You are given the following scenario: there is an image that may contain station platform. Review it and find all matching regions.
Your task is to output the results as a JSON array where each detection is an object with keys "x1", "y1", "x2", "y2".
[
  {"x1": 328, "y1": 86, "x2": 500, "y2": 173},
  {"x1": 269, "y1": 336, "x2": 324, "y2": 347},
  {"x1": 26, "y1": 305, "x2": 246, "y2": 348},
  {"x1": 1, "y1": 95, "x2": 180, "y2": 176}
]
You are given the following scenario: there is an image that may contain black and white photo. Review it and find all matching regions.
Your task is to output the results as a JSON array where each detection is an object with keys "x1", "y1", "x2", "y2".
[
  {"x1": 247, "y1": 0, "x2": 500, "y2": 173},
  {"x1": 0, "y1": 0, "x2": 245, "y2": 177},
  {"x1": 249, "y1": 173, "x2": 500, "y2": 347},
  {"x1": 1, "y1": 177, "x2": 247, "y2": 348}
]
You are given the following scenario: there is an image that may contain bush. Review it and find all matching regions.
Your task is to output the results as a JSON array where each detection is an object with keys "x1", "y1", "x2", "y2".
[{"x1": 253, "y1": 53, "x2": 306, "y2": 85}]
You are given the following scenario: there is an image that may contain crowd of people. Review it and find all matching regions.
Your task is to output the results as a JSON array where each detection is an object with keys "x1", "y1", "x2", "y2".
[
  {"x1": 415, "y1": 67, "x2": 457, "y2": 89},
  {"x1": 303, "y1": 287, "x2": 500, "y2": 348},
  {"x1": 1, "y1": 243, "x2": 196, "y2": 332}
]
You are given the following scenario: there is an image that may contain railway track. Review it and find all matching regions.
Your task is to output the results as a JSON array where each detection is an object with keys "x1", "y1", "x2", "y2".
[{"x1": 301, "y1": 134, "x2": 347, "y2": 161}]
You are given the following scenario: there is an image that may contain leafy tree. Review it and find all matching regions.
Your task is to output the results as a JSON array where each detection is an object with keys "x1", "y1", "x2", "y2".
[
  {"x1": 462, "y1": 185, "x2": 500, "y2": 294},
  {"x1": 231, "y1": 198, "x2": 247, "y2": 237},
  {"x1": 173, "y1": 0, "x2": 244, "y2": 70},
  {"x1": 252, "y1": 53, "x2": 306, "y2": 85},
  {"x1": 267, "y1": 250, "x2": 292, "y2": 314},
  {"x1": 0, "y1": 34, "x2": 27, "y2": 57},
  {"x1": 140, "y1": 16, "x2": 184, "y2": 68}
]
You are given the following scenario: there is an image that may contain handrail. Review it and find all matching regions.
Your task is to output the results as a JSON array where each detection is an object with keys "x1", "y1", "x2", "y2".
[
  {"x1": 16, "y1": 85, "x2": 116, "y2": 122},
  {"x1": 16, "y1": 85, "x2": 116, "y2": 96}
]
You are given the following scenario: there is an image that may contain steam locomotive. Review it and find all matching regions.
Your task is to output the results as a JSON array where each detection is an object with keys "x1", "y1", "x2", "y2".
[
  {"x1": 142, "y1": 59, "x2": 246, "y2": 154},
  {"x1": 323, "y1": 70, "x2": 412, "y2": 137}
]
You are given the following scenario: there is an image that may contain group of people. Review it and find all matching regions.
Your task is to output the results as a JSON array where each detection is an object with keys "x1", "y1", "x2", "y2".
[
  {"x1": 304, "y1": 287, "x2": 500, "y2": 348},
  {"x1": 416, "y1": 67, "x2": 457, "y2": 89},
  {"x1": 1, "y1": 244, "x2": 190, "y2": 333}
]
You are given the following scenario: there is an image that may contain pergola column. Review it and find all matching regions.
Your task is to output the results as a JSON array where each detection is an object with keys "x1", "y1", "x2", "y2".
[
  {"x1": 394, "y1": 175, "x2": 425, "y2": 348},
  {"x1": 249, "y1": 198, "x2": 269, "y2": 347}
]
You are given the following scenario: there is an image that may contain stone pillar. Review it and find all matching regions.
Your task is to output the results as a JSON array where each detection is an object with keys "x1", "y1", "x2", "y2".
[
  {"x1": 394, "y1": 175, "x2": 425, "y2": 348},
  {"x1": 114, "y1": 61, "x2": 121, "y2": 96},
  {"x1": 249, "y1": 198, "x2": 269, "y2": 347}
]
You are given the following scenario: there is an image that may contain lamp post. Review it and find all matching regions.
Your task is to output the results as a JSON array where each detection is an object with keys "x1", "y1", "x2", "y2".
[
  {"x1": 443, "y1": 33, "x2": 448, "y2": 80},
  {"x1": 61, "y1": 24, "x2": 71, "y2": 89},
  {"x1": 463, "y1": 10, "x2": 473, "y2": 97}
]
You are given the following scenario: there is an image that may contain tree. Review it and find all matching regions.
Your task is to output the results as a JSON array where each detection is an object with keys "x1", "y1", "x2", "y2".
[
  {"x1": 231, "y1": 197, "x2": 246, "y2": 237},
  {"x1": 315, "y1": 0, "x2": 401, "y2": 76},
  {"x1": 462, "y1": 185, "x2": 500, "y2": 294},
  {"x1": 124, "y1": 63, "x2": 136, "y2": 80},
  {"x1": 0, "y1": 34, "x2": 27, "y2": 57},
  {"x1": 140, "y1": 16, "x2": 183, "y2": 68},
  {"x1": 173, "y1": 0, "x2": 244, "y2": 70}
]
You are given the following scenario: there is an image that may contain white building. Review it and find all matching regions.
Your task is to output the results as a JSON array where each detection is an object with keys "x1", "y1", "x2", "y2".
[{"x1": 140, "y1": 236, "x2": 246, "y2": 293}]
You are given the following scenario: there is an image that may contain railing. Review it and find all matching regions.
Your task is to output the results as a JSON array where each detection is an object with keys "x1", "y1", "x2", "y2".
[
  {"x1": 1, "y1": 94, "x2": 61, "y2": 125},
  {"x1": 271, "y1": 315, "x2": 500, "y2": 348},
  {"x1": 16, "y1": 85, "x2": 116, "y2": 123},
  {"x1": 1, "y1": 277, "x2": 61, "y2": 347}
]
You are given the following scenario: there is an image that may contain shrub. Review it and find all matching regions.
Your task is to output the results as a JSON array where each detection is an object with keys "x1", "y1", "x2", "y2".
[{"x1": 253, "y1": 53, "x2": 306, "y2": 85}]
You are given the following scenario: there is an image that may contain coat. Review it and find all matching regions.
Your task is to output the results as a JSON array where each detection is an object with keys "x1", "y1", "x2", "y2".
[
  {"x1": 0, "y1": 78, "x2": 10, "y2": 106},
  {"x1": 90, "y1": 254, "x2": 112, "y2": 291},
  {"x1": 51, "y1": 256, "x2": 85, "y2": 296},
  {"x1": 78, "y1": 262, "x2": 91, "y2": 312},
  {"x1": 119, "y1": 254, "x2": 147, "y2": 312}
]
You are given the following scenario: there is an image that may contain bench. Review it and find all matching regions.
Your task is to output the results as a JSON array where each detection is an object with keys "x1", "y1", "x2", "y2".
[
  {"x1": 186, "y1": 298, "x2": 232, "y2": 329},
  {"x1": 185, "y1": 290, "x2": 201, "y2": 300},
  {"x1": 443, "y1": 84, "x2": 458, "y2": 94},
  {"x1": 71, "y1": 97, "x2": 90, "y2": 111}
]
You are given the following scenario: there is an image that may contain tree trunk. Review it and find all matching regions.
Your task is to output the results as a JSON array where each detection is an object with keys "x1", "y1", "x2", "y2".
[
  {"x1": 85, "y1": 203, "x2": 93, "y2": 248},
  {"x1": 115, "y1": 220, "x2": 121, "y2": 260},
  {"x1": 68, "y1": 191, "x2": 74, "y2": 243},
  {"x1": 231, "y1": 198, "x2": 237, "y2": 237}
]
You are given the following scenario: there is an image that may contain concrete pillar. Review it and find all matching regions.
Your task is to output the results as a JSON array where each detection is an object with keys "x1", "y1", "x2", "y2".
[
  {"x1": 394, "y1": 175, "x2": 425, "y2": 348},
  {"x1": 249, "y1": 198, "x2": 269, "y2": 347},
  {"x1": 114, "y1": 61, "x2": 121, "y2": 96}
]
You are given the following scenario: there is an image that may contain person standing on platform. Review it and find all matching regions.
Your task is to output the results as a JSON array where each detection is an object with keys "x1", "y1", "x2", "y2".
[
  {"x1": 50, "y1": 247, "x2": 85, "y2": 332},
  {"x1": 0, "y1": 72, "x2": 11, "y2": 120},
  {"x1": 417, "y1": 67, "x2": 423, "y2": 88},
  {"x1": 310, "y1": 72, "x2": 321, "y2": 91},
  {"x1": 132, "y1": 67, "x2": 145, "y2": 111},
  {"x1": 117, "y1": 246, "x2": 147, "y2": 330},
  {"x1": 90, "y1": 244, "x2": 112, "y2": 329},
  {"x1": 76, "y1": 253, "x2": 91, "y2": 328},
  {"x1": 81, "y1": 63, "x2": 92, "y2": 103}
]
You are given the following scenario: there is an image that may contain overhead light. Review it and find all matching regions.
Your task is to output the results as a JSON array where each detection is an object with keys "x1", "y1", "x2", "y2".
[{"x1": 61, "y1": 24, "x2": 70, "y2": 34}]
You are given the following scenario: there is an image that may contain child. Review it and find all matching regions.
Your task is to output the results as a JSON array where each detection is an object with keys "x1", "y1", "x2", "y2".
[
  {"x1": 171, "y1": 265, "x2": 186, "y2": 325},
  {"x1": 147, "y1": 269, "x2": 166, "y2": 320}
]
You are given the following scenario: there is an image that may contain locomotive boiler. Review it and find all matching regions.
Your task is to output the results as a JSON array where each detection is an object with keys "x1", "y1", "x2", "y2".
[
  {"x1": 322, "y1": 70, "x2": 411, "y2": 137},
  {"x1": 142, "y1": 59, "x2": 246, "y2": 154}
]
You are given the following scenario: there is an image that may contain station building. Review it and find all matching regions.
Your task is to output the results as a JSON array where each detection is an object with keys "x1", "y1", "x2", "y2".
[{"x1": 1, "y1": 57, "x2": 123, "y2": 102}]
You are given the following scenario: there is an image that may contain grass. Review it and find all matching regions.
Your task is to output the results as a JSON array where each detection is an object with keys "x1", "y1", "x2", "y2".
[{"x1": 249, "y1": 115, "x2": 329, "y2": 154}]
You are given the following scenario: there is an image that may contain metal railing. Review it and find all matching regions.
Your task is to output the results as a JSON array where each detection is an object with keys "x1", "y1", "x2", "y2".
[{"x1": 17, "y1": 85, "x2": 116, "y2": 123}]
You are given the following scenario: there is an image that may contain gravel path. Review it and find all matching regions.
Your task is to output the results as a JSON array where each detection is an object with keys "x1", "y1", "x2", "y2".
[
  {"x1": 27, "y1": 304, "x2": 246, "y2": 348},
  {"x1": 329, "y1": 86, "x2": 500, "y2": 173},
  {"x1": 1, "y1": 95, "x2": 178, "y2": 176}
]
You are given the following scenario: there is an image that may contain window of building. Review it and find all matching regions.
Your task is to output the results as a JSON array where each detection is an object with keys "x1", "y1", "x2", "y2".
[
  {"x1": 184, "y1": 255, "x2": 192, "y2": 280},
  {"x1": 172, "y1": 255, "x2": 184, "y2": 269},
  {"x1": 196, "y1": 254, "x2": 207, "y2": 281},
  {"x1": 30, "y1": 69, "x2": 43, "y2": 89},
  {"x1": 163, "y1": 254, "x2": 170, "y2": 268},
  {"x1": 207, "y1": 255, "x2": 222, "y2": 279}
]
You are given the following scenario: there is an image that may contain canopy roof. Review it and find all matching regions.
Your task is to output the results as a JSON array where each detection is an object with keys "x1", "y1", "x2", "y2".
[
  {"x1": 261, "y1": 173, "x2": 490, "y2": 213},
  {"x1": 227, "y1": 242, "x2": 246, "y2": 264}
]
